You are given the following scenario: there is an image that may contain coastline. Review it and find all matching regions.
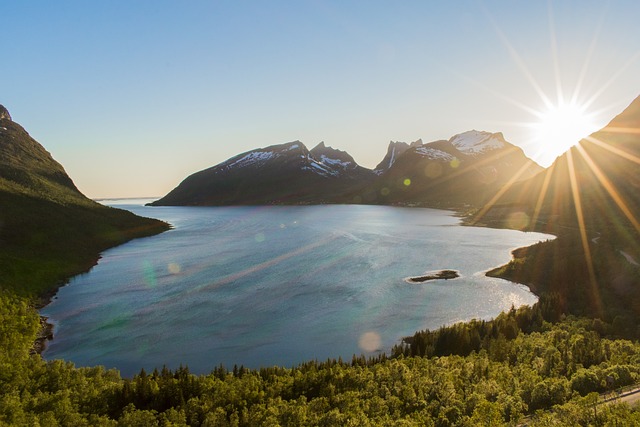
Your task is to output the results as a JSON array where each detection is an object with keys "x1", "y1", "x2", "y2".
[
  {"x1": 31, "y1": 254, "x2": 102, "y2": 355},
  {"x1": 32, "y1": 225, "x2": 170, "y2": 355},
  {"x1": 484, "y1": 243, "x2": 542, "y2": 294},
  {"x1": 37, "y1": 203, "x2": 549, "y2": 366}
]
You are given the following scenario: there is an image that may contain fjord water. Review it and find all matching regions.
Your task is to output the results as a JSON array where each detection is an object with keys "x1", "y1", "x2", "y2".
[{"x1": 42, "y1": 202, "x2": 551, "y2": 376}]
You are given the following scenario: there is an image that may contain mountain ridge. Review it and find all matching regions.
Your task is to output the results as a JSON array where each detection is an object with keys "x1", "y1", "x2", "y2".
[{"x1": 151, "y1": 130, "x2": 542, "y2": 207}]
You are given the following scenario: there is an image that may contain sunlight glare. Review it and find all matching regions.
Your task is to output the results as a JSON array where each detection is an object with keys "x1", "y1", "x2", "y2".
[{"x1": 533, "y1": 101, "x2": 596, "y2": 164}]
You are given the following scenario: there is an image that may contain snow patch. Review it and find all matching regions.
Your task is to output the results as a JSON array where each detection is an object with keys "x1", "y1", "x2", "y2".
[
  {"x1": 451, "y1": 130, "x2": 505, "y2": 155},
  {"x1": 303, "y1": 160, "x2": 339, "y2": 177},
  {"x1": 0, "y1": 127, "x2": 6, "y2": 131},
  {"x1": 319, "y1": 155, "x2": 352, "y2": 169},
  {"x1": 415, "y1": 147, "x2": 455, "y2": 161},
  {"x1": 225, "y1": 151, "x2": 277, "y2": 169},
  {"x1": 389, "y1": 146, "x2": 397, "y2": 168}
]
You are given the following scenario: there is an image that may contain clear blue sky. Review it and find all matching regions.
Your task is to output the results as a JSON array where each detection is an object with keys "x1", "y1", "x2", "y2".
[{"x1": 2, "y1": 1, "x2": 640, "y2": 198}]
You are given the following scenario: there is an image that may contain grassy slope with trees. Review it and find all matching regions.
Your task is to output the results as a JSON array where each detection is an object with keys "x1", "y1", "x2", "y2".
[
  {"x1": 0, "y1": 109, "x2": 169, "y2": 299},
  {"x1": 2, "y1": 102, "x2": 640, "y2": 425}
]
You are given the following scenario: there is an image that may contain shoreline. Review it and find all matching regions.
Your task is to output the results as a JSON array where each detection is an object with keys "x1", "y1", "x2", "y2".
[
  {"x1": 32, "y1": 223, "x2": 170, "y2": 355},
  {"x1": 33, "y1": 203, "x2": 551, "y2": 361},
  {"x1": 31, "y1": 254, "x2": 103, "y2": 355}
]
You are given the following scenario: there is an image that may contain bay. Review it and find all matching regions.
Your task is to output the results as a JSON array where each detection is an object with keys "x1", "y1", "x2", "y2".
[{"x1": 41, "y1": 202, "x2": 552, "y2": 376}]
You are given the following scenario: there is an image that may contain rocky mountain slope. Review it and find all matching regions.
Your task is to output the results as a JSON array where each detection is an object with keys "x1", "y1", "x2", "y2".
[
  {"x1": 0, "y1": 105, "x2": 169, "y2": 298},
  {"x1": 149, "y1": 141, "x2": 375, "y2": 205},
  {"x1": 363, "y1": 131, "x2": 542, "y2": 206},
  {"x1": 152, "y1": 131, "x2": 541, "y2": 207},
  {"x1": 373, "y1": 139, "x2": 423, "y2": 174}
]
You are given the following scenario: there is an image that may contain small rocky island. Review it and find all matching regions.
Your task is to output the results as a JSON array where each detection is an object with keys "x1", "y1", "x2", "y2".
[{"x1": 405, "y1": 269, "x2": 459, "y2": 284}]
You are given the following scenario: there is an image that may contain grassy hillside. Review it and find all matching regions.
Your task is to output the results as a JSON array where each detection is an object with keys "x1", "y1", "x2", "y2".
[{"x1": 0, "y1": 109, "x2": 169, "y2": 300}]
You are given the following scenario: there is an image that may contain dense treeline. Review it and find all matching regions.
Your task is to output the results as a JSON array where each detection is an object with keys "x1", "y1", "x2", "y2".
[{"x1": 3, "y1": 290, "x2": 640, "y2": 426}]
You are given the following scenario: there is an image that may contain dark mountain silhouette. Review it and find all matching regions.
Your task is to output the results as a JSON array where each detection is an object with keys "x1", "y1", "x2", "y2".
[
  {"x1": 477, "y1": 95, "x2": 640, "y2": 323},
  {"x1": 373, "y1": 139, "x2": 423, "y2": 174},
  {"x1": 0, "y1": 105, "x2": 169, "y2": 298},
  {"x1": 152, "y1": 131, "x2": 541, "y2": 207},
  {"x1": 363, "y1": 131, "x2": 542, "y2": 206},
  {"x1": 149, "y1": 141, "x2": 375, "y2": 206}
]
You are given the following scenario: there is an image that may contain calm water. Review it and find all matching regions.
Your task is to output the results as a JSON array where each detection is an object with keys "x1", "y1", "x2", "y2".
[{"x1": 41, "y1": 202, "x2": 552, "y2": 376}]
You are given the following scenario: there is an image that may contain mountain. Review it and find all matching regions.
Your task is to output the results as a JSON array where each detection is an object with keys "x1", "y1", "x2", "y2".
[
  {"x1": 373, "y1": 139, "x2": 422, "y2": 174},
  {"x1": 363, "y1": 131, "x2": 543, "y2": 206},
  {"x1": 0, "y1": 105, "x2": 169, "y2": 298},
  {"x1": 476, "y1": 95, "x2": 640, "y2": 323},
  {"x1": 152, "y1": 131, "x2": 542, "y2": 207},
  {"x1": 150, "y1": 141, "x2": 375, "y2": 206}
]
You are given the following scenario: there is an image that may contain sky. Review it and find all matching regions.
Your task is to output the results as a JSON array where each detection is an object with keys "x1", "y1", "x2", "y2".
[{"x1": 2, "y1": 1, "x2": 640, "y2": 198}]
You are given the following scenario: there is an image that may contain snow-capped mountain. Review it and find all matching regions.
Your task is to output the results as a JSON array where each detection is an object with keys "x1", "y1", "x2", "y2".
[
  {"x1": 363, "y1": 131, "x2": 543, "y2": 206},
  {"x1": 149, "y1": 141, "x2": 375, "y2": 206},
  {"x1": 151, "y1": 130, "x2": 542, "y2": 207},
  {"x1": 309, "y1": 142, "x2": 372, "y2": 177},
  {"x1": 450, "y1": 130, "x2": 506, "y2": 155}
]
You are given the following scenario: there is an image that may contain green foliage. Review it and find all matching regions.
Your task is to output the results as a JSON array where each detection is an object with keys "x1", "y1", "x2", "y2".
[
  {"x1": 2, "y1": 292, "x2": 640, "y2": 426},
  {"x1": 0, "y1": 191, "x2": 169, "y2": 299}
]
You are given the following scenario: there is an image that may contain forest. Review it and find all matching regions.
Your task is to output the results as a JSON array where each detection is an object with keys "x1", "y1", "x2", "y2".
[{"x1": 3, "y1": 290, "x2": 640, "y2": 426}]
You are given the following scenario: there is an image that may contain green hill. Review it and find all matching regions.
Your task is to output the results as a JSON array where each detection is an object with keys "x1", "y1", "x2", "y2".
[{"x1": 0, "y1": 105, "x2": 169, "y2": 299}]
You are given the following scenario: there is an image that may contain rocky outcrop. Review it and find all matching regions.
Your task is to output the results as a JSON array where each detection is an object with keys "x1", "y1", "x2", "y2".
[{"x1": 0, "y1": 105, "x2": 12, "y2": 121}]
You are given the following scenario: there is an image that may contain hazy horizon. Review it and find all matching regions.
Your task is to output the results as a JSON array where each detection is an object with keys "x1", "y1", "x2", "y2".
[{"x1": 3, "y1": 1, "x2": 640, "y2": 198}]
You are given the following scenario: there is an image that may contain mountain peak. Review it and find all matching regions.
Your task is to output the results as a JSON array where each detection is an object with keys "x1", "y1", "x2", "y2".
[
  {"x1": 0, "y1": 105, "x2": 11, "y2": 121},
  {"x1": 310, "y1": 141, "x2": 358, "y2": 170},
  {"x1": 374, "y1": 140, "x2": 421, "y2": 173},
  {"x1": 449, "y1": 130, "x2": 506, "y2": 155},
  {"x1": 277, "y1": 140, "x2": 306, "y2": 152}
]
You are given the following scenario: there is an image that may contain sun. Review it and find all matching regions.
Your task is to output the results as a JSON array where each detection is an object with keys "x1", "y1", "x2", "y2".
[{"x1": 531, "y1": 100, "x2": 598, "y2": 165}]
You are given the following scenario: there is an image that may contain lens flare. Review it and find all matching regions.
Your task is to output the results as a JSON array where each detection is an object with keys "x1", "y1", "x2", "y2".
[
  {"x1": 505, "y1": 211, "x2": 530, "y2": 230},
  {"x1": 358, "y1": 331, "x2": 382, "y2": 352},
  {"x1": 168, "y1": 263, "x2": 181, "y2": 274},
  {"x1": 425, "y1": 162, "x2": 443, "y2": 178},
  {"x1": 142, "y1": 261, "x2": 157, "y2": 288}
]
